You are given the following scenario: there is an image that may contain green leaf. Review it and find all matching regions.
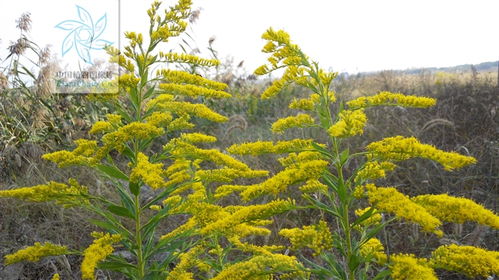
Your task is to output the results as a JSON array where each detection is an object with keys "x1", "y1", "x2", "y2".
[
  {"x1": 311, "y1": 142, "x2": 334, "y2": 160},
  {"x1": 143, "y1": 86, "x2": 156, "y2": 99},
  {"x1": 108, "y1": 204, "x2": 135, "y2": 219},
  {"x1": 129, "y1": 182, "x2": 140, "y2": 196},
  {"x1": 98, "y1": 258, "x2": 136, "y2": 278},
  {"x1": 373, "y1": 269, "x2": 391, "y2": 280},
  {"x1": 340, "y1": 148, "x2": 350, "y2": 166},
  {"x1": 115, "y1": 183, "x2": 136, "y2": 217},
  {"x1": 88, "y1": 219, "x2": 123, "y2": 235},
  {"x1": 351, "y1": 207, "x2": 376, "y2": 227},
  {"x1": 96, "y1": 164, "x2": 129, "y2": 181}
]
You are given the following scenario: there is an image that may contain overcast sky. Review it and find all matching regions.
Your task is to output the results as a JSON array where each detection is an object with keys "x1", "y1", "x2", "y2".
[{"x1": 1, "y1": 0, "x2": 498, "y2": 74}]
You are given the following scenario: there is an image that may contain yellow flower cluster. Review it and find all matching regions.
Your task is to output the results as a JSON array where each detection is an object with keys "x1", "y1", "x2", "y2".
[
  {"x1": 299, "y1": 179, "x2": 328, "y2": 194},
  {"x1": 288, "y1": 95, "x2": 317, "y2": 111},
  {"x1": 4, "y1": 242, "x2": 68, "y2": 265},
  {"x1": 166, "y1": 140, "x2": 249, "y2": 171},
  {"x1": 260, "y1": 66, "x2": 303, "y2": 99},
  {"x1": 148, "y1": 99, "x2": 228, "y2": 122},
  {"x1": 0, "y1": 179, "x2": 88, "y2": 207},
  {"x1": 366, "y1": 136, "x2": 477, "y2": 171},
  {"x1": 168, "y1": 114, "x2": 195, "y2": 131},
  {"x1": 180, "y1": 133, "x2": 217, "y2": 143},
  {"x1": 354, "y1": 207, "x2": 382, "y2": 226},
  {"x1": 271, "y1": 113, "x2": 315, "y2": 134},
  {"x1": 130, "y1": 153, "x2": 166, "y2": 189},
  {"x1": 431, "y1": 244, "x2": 499, "y2": 278},
  {"x1": 355, "y1": 161, "x2": 397, "y2": 182},
  {"x1": 359, "y1": 238, "x2": 387, "y2": 264},
  {"x1": 51, "y1": 274, "x2": 60, "y2": 280},
  {"x1": 227, "y1": 139, "x2": 314, "y2": 156},
  {"x1": 159, "y1": 69, "x2": 226, "y2": 90},
  {"x1": 238, "y1": 159, "x2": 328, "y2": 201},
  {"x1": 43, "y1": 139, "x2": 99, "y2": 167},
  {"x1": 279, "y1": 220, "x2": 333, "y2": 255},
  {"x1": 89, "y1": 121, "x2": 112, "y2": 134},
  {"x1": 166, "y1": 245, "x2": 205, "y2": 280},
  {"x1": 365, "y1": 184, "x2": 443, "y2": 236},
  {"x1": 413, "y1": 194, "x2": 499, "y2": 229},
  {"x1": 212, "y1": 253, "x2": 306, "y2": 280},
  {"x1": 390, "y1": 254, "x2": 437, "y2": 280},
  {"x1": 145, "y1": 111, "x2": 173, "y2": 127},
  {"x1": 159, "y1": 83, "x2": 231, "y2": 99},
  {"x1": 81, "y1": 232, "x2": 122, "y2": 280},
  {"x1": 159, "y1": 52, "x2": 219, "y2": 67},
  {"x1": 118, "y1": 73, "x2": 140, "y2": 90},
  {"x1": 328, "y1": 109, "x2": 367, "y2": 138},
  {"x1": 278, "y1": 151, "x2": 322, "y2": 168},
  {"x1": 200, "y1": 199, "x2": 295, "y2": 234},
  {"x1": 347, "y1": 91, "x2": 436, "y2": 109},
  {"x1": 101, "y1": 122, "x2": 164, "y2": 152},
  {"x1": 196, "y1": 168, "x2": 268, "y2": 184}
]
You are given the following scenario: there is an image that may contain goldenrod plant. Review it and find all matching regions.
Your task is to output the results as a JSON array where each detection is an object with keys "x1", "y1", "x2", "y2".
[
  {"x1": 0, "y1": 2, "x2": 305, "y2": 279},
  {"x1": 1, "y1": 2, "x2": 498, "y2": 280},
  {"x1": 223, "y1": 28, "x2": 499, "y2": 279}
]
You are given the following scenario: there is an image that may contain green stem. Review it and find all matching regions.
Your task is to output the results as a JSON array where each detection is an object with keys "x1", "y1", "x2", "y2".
[{"x1": 134, "y1": 194, "x2": 145, "y2": 279}]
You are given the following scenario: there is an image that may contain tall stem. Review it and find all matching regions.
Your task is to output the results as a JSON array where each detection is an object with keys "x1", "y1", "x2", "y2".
[{"x1": 134, "y1": 194, "x2": 145, "y2": 279}]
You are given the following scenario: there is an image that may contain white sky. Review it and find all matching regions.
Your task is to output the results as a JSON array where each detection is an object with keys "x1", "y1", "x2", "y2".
[{"x1": 1, "y1": 0, "x2": 498, "y2": 74}]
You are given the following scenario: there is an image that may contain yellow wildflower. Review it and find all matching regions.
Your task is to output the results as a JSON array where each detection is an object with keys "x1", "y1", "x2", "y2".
[
  {"x1": 168, "y1": 114, "x2": 195, "y2": 131},
  {"x1": 299, "y1": 179, "x2": 328, "y2": 194},
  {"x1": 149, "y1": 205, "x2": 162, "y2": 211},
  {"x1": 260, "y1": 66, "x2": 302, "y2": 99},
  {"x1": 431, "y1": 244, "x2": 499, "y2": 278},
  {"x1": 240, "y1": 159, "x2": 328, "y2": 201},
  {"x1": 150, "y1": 100, "x2": 228, "y2": 122},
  {"x1": 0, "y1": 179, "x2": 88, "y2": 207},
  {"x1": 89, "y1": 121, "x2": 112, "y2": 134},
  {"x1": 272, "y1": 113, "x2": 315, "y2": 134},
  {"x1": 365, "y1": 184, "x2": 443, "y2": 236},
  {"x1": 366, "y1": 136, "x2": 476, "y2": 171},
  {"x1": 413, "y1": 194, "x2": 499, "y2": 229},
  {"x1": 81, "y1": 232, "x2": 122, "y2": 280},
  {"x1": 160, "y1": 218, "x2": 197, "y2": 240},
  {"x1": 43, "y1": 139, "x2": 99, "y2": 167},
  {"x1": 196, "y1": 168, "x2": 268, "y2": 184},
  {"x1": 105, "y1": 113, "x2": 122, "y2": 125},
  {"x1": 159, "y1": 52, "x2": 219, "y2": 67},
  {"x1": 101, "y1": 122, "x2": 164, "y2": 151},
  {"x1": 359, "y1": 238, "x2": 387, "y2": 264},
  {"x1": 145, "y1": 93, "x2": 175, "y2": 109},
  {"x1": 160, "y1": 83, "x2": 231, "y2": 99},
  {"x1": 227, "y1": 139, "x2": 314, "y2": 156},
  {"x1": 214, "y1": 184, "x2": 247, "y2": 198},
  {"x1": 289, "y1": 97, "x2": 315, "y2": 111},
  {"x1": 212, "y1": 253, "x2": 306, "y2": 280},
  {"x1": 328, "y1": 109, "x2": 367, "y2": 138},
  {"x1": 166, "y1": 245, "x2": 205, "y2": 280},
  {"x1": 200, "y1": 199, "x2": 295, "y2": 234},
  {"x1": 354, "y1": 207, "x2": 382, "y2": 226},
  {"x1": 145, "y1": 111, "x2": 173, "y2": 127},
  {"x1": 279, "y1": 220, "x2": 333, "y2": 255},
  {"x1": 158, "y1": 69, "x2": 227, "y2": 91},
  {"x1": 355, "y1": 161, "x2": 397, "y2": 182},
  {"x1": 180, "y1": 133, "x2": 217, "y2": 143},
  {"x1": 347, "y1": 91, "x2": 436, "y2": 109},
  {"x1": 4, "y1": 242, "x2": 68, "y2": 265},
  {"x1": 390, "y1": 254, "x2": 437, "y2": 280},
  {"x1": 278, "y1": 151, "x2": 323, "y2": 168},
  {"x1": 130, "y1": 153, "x2": 166, "y2": 189},
  {"x1": 51, "y1": 274, "x2": 60, "y2": 280}
]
